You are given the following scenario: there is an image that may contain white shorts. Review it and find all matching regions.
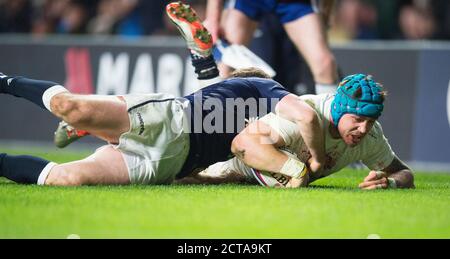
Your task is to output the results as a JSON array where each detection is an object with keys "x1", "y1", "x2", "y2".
[{"x1": 115, "y1": 93, "x2": 190, "y2": 185}]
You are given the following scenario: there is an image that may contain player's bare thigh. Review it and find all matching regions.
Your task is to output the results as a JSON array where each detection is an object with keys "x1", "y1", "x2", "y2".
[
  {"x1": 283, "y1": 13, "x2": 328, "y2": 57},
  {"x1": 45, "y1": 145, "x2": 130, "y2": 186},
  {"x1": 220, "y1": 8, "x2": 259, "y2": 77},
  {"x1": 51, "y1": 93, "x2": 130, "y2": 143},
  {"x1": 283, "y1": 13, "x2": 338, "y2": 83},
  {"x1": 222, "y1": 8, "x2": 259, "y2": 45}
]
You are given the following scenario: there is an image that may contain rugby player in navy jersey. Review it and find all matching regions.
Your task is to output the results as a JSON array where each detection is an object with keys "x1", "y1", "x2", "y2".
[{"x1": 0, "y1": 2, "x2": 324, "y2": 187}]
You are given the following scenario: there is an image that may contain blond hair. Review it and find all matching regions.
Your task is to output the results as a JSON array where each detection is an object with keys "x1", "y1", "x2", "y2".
[{"x1": 230, "y1": 67, "x2": 272, "y2": 79}]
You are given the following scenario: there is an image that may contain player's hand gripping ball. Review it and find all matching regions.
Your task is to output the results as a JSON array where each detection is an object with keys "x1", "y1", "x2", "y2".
[{"x1": 251, "y1": 150, "x2": 309, "y2": 188}]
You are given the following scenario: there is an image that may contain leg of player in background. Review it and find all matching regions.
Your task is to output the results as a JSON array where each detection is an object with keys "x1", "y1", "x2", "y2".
[
  {"x1": 223, "y1": 9, "x2": 259, "y2": 46},
  {"x1": 283, "y1": 13, "x2": 339, "y2": 94},
  {"x1": 220, "y1": 8, "x2": 259, "y2": 78}
]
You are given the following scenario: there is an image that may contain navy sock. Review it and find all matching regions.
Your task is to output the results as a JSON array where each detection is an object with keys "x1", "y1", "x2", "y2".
[
  {"x1": 190, "y1": 53, "x2": 219, "y2": 80},
  {"x1": 0, "y1": 76, "x2": 60, "y2": 110},
  {"x1": 0, "y1": 153, "x2": 51, "y2": 184}
]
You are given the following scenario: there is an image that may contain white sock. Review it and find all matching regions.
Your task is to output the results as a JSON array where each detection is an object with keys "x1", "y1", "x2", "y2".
[
  {"x1": 42, "y1": 85, "x2": 69, "y2": 112},
  {"x1": 37, "y1": 162, "x2": 58, "y2": 185}
]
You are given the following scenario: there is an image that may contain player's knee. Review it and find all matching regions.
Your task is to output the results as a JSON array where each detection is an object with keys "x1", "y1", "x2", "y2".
[
  {"x1": 312, "y1": 52, "x2": 337, "y2": 79},
  {"x1": 45, "y1": 166, "x2": 84, "y2": 186},
  {"x1": 50, "y1": 94, "x2": 71, "y2": 115},
  {"x1": 54, "y1": 98, "x2": 91, "y2": 126},
  {"x1": 51, "y1": 95, "x2": 79, "y2": 116}
]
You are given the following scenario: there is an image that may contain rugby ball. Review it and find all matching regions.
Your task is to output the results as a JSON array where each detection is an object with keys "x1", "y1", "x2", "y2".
[{"x1": 250, "y1": 149, "x2": 303, "y2": 188}]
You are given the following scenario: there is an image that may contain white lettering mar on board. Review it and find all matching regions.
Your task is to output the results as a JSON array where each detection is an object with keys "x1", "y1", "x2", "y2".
[
  {"x1": 129, "y1": 54, "x2": 155, "y2": 94},
  {"x1": 157, "y1": 53, "x2": 183, "y2": 96},
  {"x1": 96, "y1": 52, "x2": 198, "y2": 96},
  {"x1": 97, "y1": 52, "x2": 129, "y2": 95}
]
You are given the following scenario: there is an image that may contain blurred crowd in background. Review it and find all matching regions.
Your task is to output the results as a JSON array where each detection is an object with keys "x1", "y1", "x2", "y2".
[{"x1": 0, "y1": 0, "x2": 449, "y2": 42}]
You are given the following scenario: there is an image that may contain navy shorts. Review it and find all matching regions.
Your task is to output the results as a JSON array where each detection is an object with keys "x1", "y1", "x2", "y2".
[{"x1": 227, "y1": 0, "x2": 315, "y2": 24}]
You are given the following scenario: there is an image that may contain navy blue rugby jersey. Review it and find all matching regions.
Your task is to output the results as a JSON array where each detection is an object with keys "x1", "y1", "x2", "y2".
[{"x1": 177, "y1": 77, "x2": 290, "y2": 178}]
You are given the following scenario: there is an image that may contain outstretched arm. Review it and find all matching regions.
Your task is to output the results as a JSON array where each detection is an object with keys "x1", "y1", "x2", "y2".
[
  {"x1": 359, "y1": 156, "x2": 415, "y2": 190},
  {"x1": 231, "y1": 120, "x2": 309, "y2": 188},
  {"x1": 275, "y1": 94, "x2": 325, "y2": 172}
]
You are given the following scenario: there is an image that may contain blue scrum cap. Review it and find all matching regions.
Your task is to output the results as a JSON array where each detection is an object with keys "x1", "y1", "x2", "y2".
[{"x1": 331, "y1": 74, "x2": 385, "y2": 125}]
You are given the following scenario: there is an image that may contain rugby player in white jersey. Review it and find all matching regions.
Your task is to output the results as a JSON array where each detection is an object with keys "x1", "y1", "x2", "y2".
[{"x1": 187, "y1": 73, "x2": 415, "y2": 190}]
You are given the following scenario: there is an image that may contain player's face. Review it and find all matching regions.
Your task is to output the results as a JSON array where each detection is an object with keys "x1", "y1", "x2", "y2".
[{"x1": 338, "y1": 114, "x2": 376, "y2": 147}]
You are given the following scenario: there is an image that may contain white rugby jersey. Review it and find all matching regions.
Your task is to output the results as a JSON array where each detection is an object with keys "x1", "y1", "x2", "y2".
[{"x1": 227, "y1": 93, "x2": 396, "y2": 183}]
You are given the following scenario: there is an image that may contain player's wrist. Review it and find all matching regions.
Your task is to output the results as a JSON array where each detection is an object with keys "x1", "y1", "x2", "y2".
[{"x1": 280, "y1": 157, "x2": 308, "y2": 179}]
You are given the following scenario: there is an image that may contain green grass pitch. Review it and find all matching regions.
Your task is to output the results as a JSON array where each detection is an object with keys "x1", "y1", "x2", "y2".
[{"x1": 0, "y1": 147, "x2": 449, "y2": 239}]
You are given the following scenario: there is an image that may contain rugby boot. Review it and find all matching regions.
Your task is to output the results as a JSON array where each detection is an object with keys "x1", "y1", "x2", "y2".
[
  {"x1": 54, "y1": 121, "x2": 90, "y2": 148},
  {"x1": 166, "y1": 1, "x2": 213, "y2": 57}
]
